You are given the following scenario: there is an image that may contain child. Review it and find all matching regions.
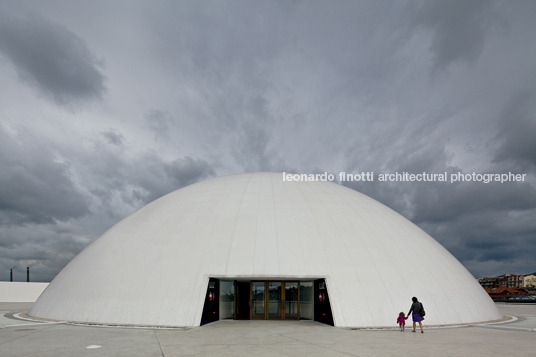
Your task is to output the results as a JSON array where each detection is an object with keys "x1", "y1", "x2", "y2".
[{"x1": 397, "y1": 312, "x2": 408, "y2": 331}]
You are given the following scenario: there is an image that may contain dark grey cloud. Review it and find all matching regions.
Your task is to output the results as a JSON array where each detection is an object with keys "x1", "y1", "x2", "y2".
[
  {"x1": 0, "y1": 12, "x2": 105, "y2": 105},
  {"x1": 131, "y1": 153, "x2": 216, "y2": 204},
  {"x1": 63, "y1": 131, "x2": 217, "y2": 218},
  {"x1": 420, "y1": 207, "x2": 536, "y2": 277},
  {"x1": 0, "y1": 125, "x2": 90, "y2": 225},
  {"x1": 226, "y1": 95, "x2": 275, "y2": 172},
  {"x1": 145, "y1": 110, "x2": 172, "y2": 143},
  {"x1": 100, "y1": 130, "x2": 124, "y2": 147},
  {"x1": 494, "y1": 89, "x2": 536, "y2": 170},
  {"x1": 412, "y1": 181, "x2": 536, "y2": 224},
  {"x1": 412, "y1": 0, "x2": 494, "y2": 70},
  {"x1": 163, "y1": 157, "x2": 216, "y2": 190},
  {"x1": 0, "y1": 222, "x2": 90, "y2": 282}
]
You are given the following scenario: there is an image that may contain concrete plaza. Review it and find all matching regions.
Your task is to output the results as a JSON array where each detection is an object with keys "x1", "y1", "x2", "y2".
[{"x1": 1, "y1": 303, "x2": 534, "y2": 356}]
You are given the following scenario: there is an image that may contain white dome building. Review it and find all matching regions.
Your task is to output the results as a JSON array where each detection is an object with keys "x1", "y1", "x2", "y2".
[{"x1": 30, "y1": 172, "x2": 501, "y2": 328}]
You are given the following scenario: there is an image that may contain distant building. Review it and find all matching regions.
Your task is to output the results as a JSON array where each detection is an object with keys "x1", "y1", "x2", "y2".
[
  {"x1": 478, "y1": 274, "x2": 523, "y2": 289},
  {"x1": 497, "y1": 274, "x2": 523, "y2": 288},
  {"x1": 478, "y1": 277, "x2": 498, "y2": 289},
  {"x1": 523, "y1": 274, "x2": 536, "y2": 287}
]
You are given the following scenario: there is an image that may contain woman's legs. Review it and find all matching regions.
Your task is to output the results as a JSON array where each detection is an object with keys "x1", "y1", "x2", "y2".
[
  {"x1": 412, "y1": 321, "x2": 416, "y2": 332},
  {"x1": 418, "y1": 321, "x2": 423, "y2": 333}
]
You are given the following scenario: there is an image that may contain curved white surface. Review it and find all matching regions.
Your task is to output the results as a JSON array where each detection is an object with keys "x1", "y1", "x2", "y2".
[{"x1": 30, "y1": 172, "x2": 501, "y2": 327}]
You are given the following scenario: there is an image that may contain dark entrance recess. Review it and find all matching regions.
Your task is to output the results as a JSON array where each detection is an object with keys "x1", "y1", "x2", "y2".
[
  {"x1": 235, "y1": 281, "x2": 250, "y2": 319},
  {"x1": 314, "y1": 279, "x2": 334, "y2": 326},
  {"x1": 201, "y1": 278, "x2": 333, "y2": 326},
  {"x1": 201, "y1": 278, "x2": 219, "y2": 325}
]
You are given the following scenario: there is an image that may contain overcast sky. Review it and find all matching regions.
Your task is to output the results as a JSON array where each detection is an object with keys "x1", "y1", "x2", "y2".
[{"x1": 1, "y1": 0, "x2": 535, "y2": 282}]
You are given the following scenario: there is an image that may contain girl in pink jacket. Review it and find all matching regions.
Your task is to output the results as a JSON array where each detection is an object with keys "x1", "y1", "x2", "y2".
[{"x1": 397, "y1": 312, "x2": 408, "y2": 331}]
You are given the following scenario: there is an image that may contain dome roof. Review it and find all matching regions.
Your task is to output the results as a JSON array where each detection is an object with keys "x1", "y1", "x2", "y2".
[{"x1": 30, "y1": 172, "x2": 501, "y2": 327}]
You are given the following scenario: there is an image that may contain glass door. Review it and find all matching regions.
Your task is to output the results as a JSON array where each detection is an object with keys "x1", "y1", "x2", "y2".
[
  {"x1": 285, "y1": 282, "x2": 299, "y2": 319},
  {"x1": 251, "y1": 282, "x2": 265, "y2": 319},
  {"x1": 268, "y1": 282, "x2": 282, "y2": 319},
  {"x1": 249, "y1": 280, "x2": 313, "y2": 320},
  {"x1": 299, "y1": 281, "x2": 313, "y2": 320}
]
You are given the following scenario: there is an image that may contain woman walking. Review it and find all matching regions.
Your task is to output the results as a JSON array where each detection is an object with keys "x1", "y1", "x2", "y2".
[{"x1": 408, "y1": 296, "x2": 424, "y2": 333}]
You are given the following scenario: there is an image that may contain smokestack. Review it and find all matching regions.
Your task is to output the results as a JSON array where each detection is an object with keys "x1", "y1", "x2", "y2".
[
  {"x1": 27, "y1": 266, "x2": 30, "y2": 282},
  {"x1": 10, "y1": 268, "x2": 13, "y2": 282}
]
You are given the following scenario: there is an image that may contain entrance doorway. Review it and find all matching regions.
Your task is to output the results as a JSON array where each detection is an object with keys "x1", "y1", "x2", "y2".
[
  {"x1": 202, "y1": 278, "x2": 332, "y2": 325},
  {"x1": 235, "y1": 281, "x2": 250, "y2": 319}
]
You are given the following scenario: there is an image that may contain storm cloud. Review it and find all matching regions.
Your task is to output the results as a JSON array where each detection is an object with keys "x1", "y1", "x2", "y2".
[
  {"x1": 494, "y1": 89, "x2": 536, "y2": 170},
  {"x1": 0, "y1": 12, "x2": 105, "y2": 105},
  {"x1": 0, "y1": 1, "x2": 535, "y2": 281},
  {"x1": 412, "y1": 0, "x2": 495, "y2": 70},
  {"x1": 0, "y1": 124, "x2": 89, "y2": 225}
]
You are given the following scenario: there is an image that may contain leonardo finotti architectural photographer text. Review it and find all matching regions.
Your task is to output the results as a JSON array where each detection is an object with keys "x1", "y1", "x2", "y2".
[{"x1": 282, "y1": 171, "x2": 527, "y2": 184}]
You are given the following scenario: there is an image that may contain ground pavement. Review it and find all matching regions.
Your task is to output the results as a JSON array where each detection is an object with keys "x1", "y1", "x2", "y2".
[{"x1": 0, "y1": 303, "x2": 534, "y2": 356}]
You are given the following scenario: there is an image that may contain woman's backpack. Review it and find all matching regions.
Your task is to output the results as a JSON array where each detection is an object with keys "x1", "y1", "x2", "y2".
[{"x1": 420, "y1": 303, "x2": 426, "y2": 317}]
